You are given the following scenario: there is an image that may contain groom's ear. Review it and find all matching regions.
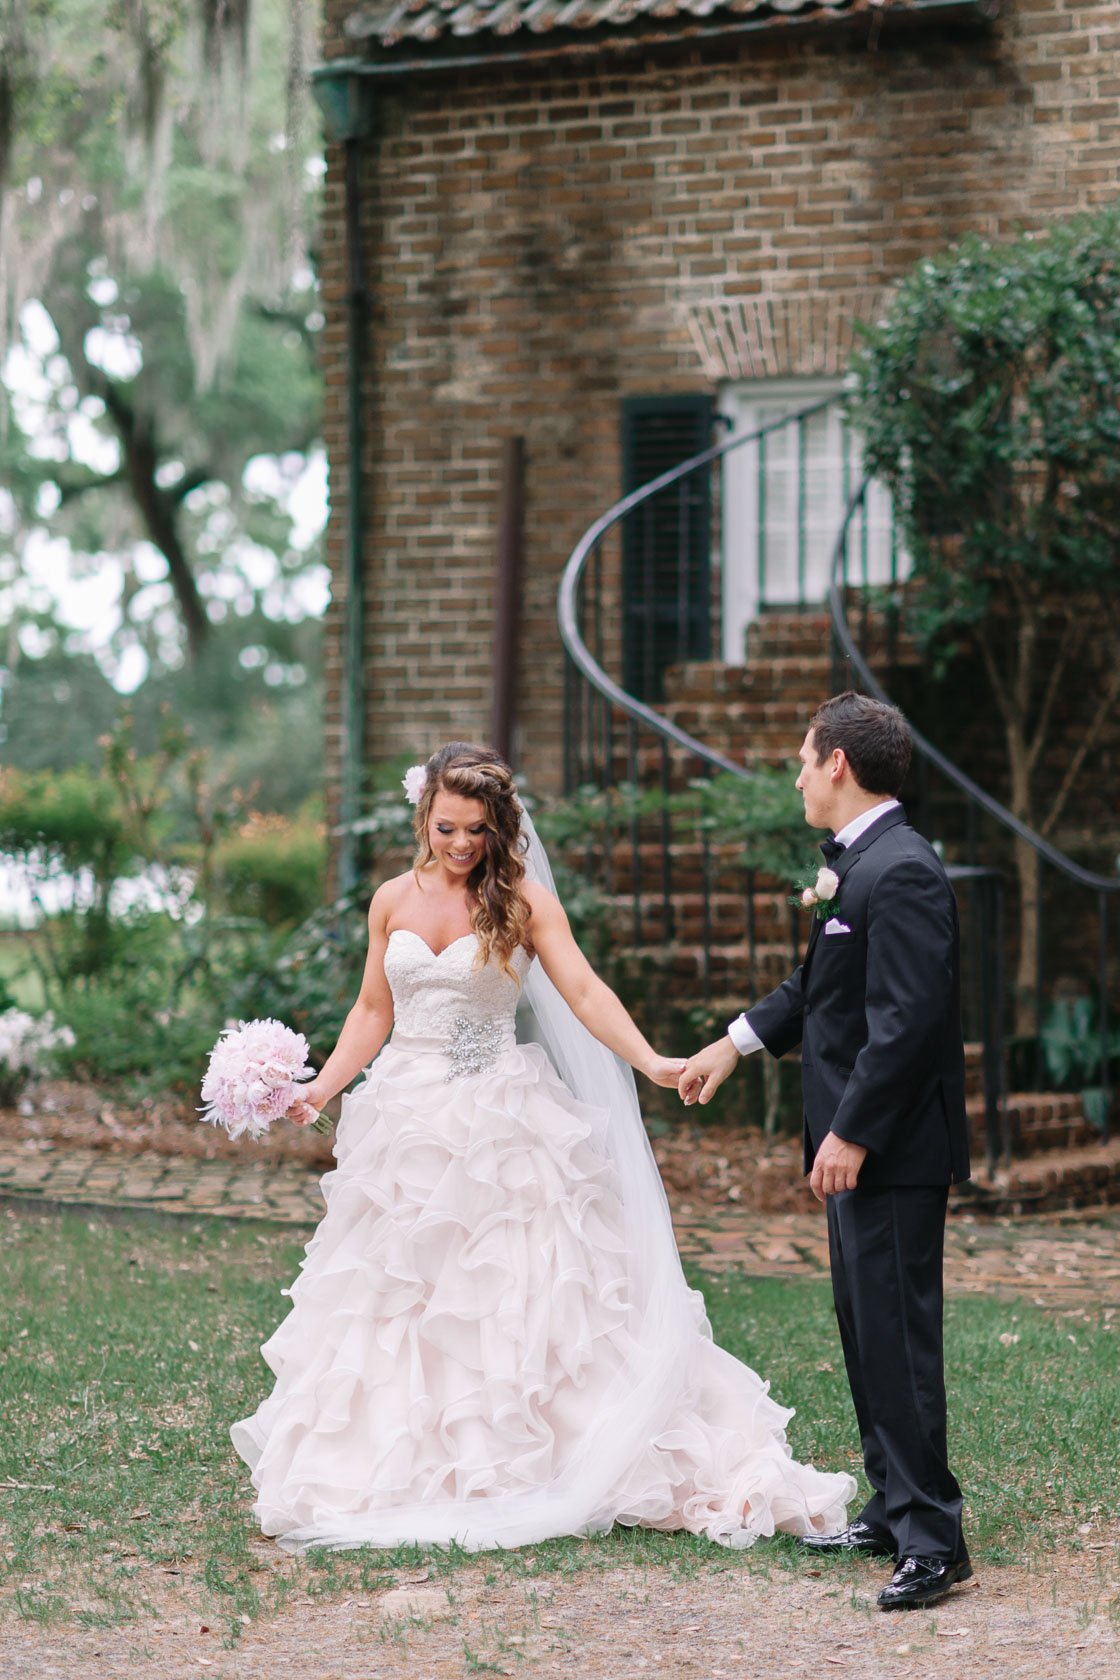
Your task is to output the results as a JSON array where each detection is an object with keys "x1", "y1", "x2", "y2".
[{"x1": 830, "y1": 749, "x2": 848, "y2": 784}]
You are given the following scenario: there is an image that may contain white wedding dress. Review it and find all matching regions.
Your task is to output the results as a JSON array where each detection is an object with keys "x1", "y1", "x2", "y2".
[{"x1": 230, "y1": 929, "x2": 855, "y2": 1552}]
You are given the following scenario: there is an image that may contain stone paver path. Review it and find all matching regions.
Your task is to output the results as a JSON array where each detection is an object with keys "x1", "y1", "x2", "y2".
[{"x1": 2, "y1": 1138, "x2": 1119, "y2": 1313}]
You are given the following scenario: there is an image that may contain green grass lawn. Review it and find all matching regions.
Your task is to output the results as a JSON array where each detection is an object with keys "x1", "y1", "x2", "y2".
[{"x1": 0, "y1": 1204, "x2": 1116, "y2": 1643}]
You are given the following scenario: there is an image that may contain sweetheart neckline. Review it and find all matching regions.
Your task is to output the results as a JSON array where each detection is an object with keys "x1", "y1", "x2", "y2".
[{"x1": 387, "y1": 928, "x2": 477, "y2": 961}]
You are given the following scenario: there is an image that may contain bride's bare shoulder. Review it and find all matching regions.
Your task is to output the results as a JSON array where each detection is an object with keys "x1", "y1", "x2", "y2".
[
  {"x1": 522, "y1": 878, "x2": 566, "y2": 929},
  {"x1": 368, "y1": 871, "x2": 414, "y2": 926}
]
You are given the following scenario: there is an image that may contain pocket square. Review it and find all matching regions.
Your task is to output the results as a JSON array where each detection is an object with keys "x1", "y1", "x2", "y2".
[{"x1": 824, "y1": 918, "x2": 852, "y2": 935}]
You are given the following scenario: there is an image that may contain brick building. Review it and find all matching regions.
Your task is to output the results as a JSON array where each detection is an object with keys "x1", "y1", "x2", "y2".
[{"x1": 313, "y1": 0, "x2": 1120, "y2": 871}]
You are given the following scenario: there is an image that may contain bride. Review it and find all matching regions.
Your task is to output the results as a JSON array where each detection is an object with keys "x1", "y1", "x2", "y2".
[{"x1": 231, "y1": 742, "x2": 855, "y2": 1552}]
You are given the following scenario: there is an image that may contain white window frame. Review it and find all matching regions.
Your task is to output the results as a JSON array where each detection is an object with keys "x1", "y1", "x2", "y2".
[{"x1": 718, "y1": 378, "x2": 906, "y2": 663}]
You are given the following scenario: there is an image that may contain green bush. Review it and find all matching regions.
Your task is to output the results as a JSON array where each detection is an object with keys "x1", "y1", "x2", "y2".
[
  {"x1": 47, "y1": 911, "x2": 225, "y2": 1092},
  {"x1": 211, "y1": 808, "x2": 327, "y2": 928},
  {"x1": 852, "y1": 208, "x2": 1120, "y2": 1027},
  {"x1": 56, "y1": 980, "x2": 225, "y2": 1092},
  {"x1": 0, "y1": 764, "x2": 140, "y2": 989},
  {"x1": 219, "y1": 892, "x2": 370, "y2": 1062},
  {"x1": 671, "y1": 766, "x2": 808, "y2": 881}
]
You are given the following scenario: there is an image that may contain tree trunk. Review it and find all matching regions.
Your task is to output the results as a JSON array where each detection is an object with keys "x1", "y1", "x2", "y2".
[
  {"x1": 1006, "y1": 729, "x2": 1040, "y2": 1039},
  {"x1": 1012, "y1": 832, "x2": 1041, "y2": 1042}
]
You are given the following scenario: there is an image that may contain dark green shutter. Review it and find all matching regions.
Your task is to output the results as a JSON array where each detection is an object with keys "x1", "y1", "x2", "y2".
[{"x1": 620, "y1": 395, "x2": 713, "y2": 702}]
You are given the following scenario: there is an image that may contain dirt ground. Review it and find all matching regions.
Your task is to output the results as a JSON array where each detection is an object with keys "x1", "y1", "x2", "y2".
[
  {"x1": 3, "y1": 1546, "x2": 1119, "y2": 1680},
  {"x1": 5, "y1": 1084, "x2": 1118, "y2": 1676}
]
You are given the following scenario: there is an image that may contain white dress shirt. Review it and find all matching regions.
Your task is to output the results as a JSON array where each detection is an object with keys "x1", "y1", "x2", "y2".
[{"x1": 726, "y1": 799, "x2": 901, "y2": 1055}]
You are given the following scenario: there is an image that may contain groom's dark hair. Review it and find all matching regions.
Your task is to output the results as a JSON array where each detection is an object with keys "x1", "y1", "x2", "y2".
[{"x1": 809, "y1": 693, "x2": 912, "y2": 796}]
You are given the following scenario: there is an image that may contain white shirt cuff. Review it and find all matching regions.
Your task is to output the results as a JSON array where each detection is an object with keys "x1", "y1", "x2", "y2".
[{"x1": 727, "y1": 1015, "x2": 764, "y2": 1056}]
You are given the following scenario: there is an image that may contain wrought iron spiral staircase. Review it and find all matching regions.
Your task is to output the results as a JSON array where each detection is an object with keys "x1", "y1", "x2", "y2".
[{"x1": 558, "y1": 400, "x2": 1118, "y2": 1178}]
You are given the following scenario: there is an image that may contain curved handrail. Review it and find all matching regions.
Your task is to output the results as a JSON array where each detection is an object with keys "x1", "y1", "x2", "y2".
[
  {"x1": 828, "y1": 480, "x2": 1120, "y2": 896},
  {"x1": 556, "y1": 407, "x2": 1120, "y2": 893},
  {"x1": 558, "y1": 399, "x2": 834, "y2": 780}
]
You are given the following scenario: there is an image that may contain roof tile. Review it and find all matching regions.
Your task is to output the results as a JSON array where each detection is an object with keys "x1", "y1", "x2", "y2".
[{"x1": 346, "y1": 0, "x2": 864, "y2": 53}]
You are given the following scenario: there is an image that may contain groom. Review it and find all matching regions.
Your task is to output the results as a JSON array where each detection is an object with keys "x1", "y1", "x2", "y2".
[{"x1": 679, "y1": 693, "x2": 972, "y2": 1610}]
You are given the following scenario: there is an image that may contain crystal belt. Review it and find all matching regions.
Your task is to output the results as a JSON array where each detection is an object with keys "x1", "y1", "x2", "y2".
[
  {"x1": 444, "y1": 1016, "x2": 510, "y2": 1079},
  {"x1": 388, "y1": 1021, "x2": 515, "y2": 1079}
]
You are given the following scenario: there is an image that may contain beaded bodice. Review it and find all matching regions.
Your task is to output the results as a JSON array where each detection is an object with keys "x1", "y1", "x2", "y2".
[{"x1": 384, "y1": 929, "x2": 530, "y2": 1042}]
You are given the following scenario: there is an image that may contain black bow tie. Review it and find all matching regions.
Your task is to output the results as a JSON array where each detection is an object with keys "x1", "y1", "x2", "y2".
[{"x1": 819, "y1": 837, "x2": 845, "y2": 865}]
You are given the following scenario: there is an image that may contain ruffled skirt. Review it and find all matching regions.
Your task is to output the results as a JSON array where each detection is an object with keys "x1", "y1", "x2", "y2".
[{"x1": 230, "y1": 1038, "x2": 854, "y2": 1552}]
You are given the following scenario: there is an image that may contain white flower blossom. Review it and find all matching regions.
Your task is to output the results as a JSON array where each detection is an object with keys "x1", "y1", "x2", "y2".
[
  {"x1": 402, "y1": 764, "x2": 428, "y2": 805},
  {"x1": 814, "y1": 867, "x2": 840, "y2": 902},
  {"x1": 199, "y1": 1018, "x2": 314, "y2": 1142},
  {"x1": 0, "y1": 1009, "x2": 75, "y2": 1075}
]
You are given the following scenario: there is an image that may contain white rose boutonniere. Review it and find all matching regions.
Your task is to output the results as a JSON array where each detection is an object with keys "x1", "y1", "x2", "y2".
[{"x1": 792, "y1": 865, "x2": 841, "y2": 922}]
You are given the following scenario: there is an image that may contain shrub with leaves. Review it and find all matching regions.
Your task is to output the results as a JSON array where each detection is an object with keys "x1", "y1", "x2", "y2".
[
  {"x1": 222, "y1": 893, "x2": 371, "y2": 1061},
  {"x1": 211, "y1": 808, "x2": 327, "y2": 929},
  {"x1": 853, "y1": 207, "x2": 1120, "y2": 1024},
  {"x1": 671, "y1": 766, "x2": 808, "y2": 883}
]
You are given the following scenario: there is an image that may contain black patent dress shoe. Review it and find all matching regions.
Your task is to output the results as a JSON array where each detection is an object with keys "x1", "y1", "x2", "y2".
[
  {"x1": 799, "y1": 1519, "x2": 896, "y2": 1559},
  {"x1": 877, "y1": 1555, "x2": 974, "y2": 1610}
]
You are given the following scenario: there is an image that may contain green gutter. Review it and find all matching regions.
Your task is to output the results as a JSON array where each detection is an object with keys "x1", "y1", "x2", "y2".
[{"x1": 311, "y1": 65, "x2": 376, "y2": 897}]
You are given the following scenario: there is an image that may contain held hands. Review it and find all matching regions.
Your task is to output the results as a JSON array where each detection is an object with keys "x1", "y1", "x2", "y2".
[
  {"x1": 644, "y1": 1054, "x2": 689, "y2": 1089},
  {"x1": 678, "y1": 1036, "x2": 739, "y2": 1107},
  {"x1": 809, "y1": 1132, "x2": 868, "y2": 1202}
]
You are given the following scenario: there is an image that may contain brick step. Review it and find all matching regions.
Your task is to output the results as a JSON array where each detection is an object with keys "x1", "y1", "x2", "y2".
[
  {"x1": 582, "y1": 741, "x2": 796, "y2": 793},
  {"x1": 615, "y1": 943, "x2": 795, "y2": 1001},
  {"x1": 967, "y1": 1091, "x2": 1100, "y2": 1157},
  {"x1": 663, "y1": 658, "x2": 835, "y2": 706},
  {"x1": 742, "y1": 603, "x2": 923, "y2": 666},
  {"x1": 745, "y1": 612, "x2": 834, "y2": 660},
  {"x1": 560, "y1": 847, "x2": 794, "y2": 900},
  {"x1": 621, "y1": 730, "x2": 803, "y2": 784},
  {"x1": 605, "y1": 893, "x2": 801, "y2": 948},
  {"x1": 664, "y1": 700, "x2": 813, "y2": 734},
  {"x1": 956, "y1": 1137, "x2": 1120, "y2": 1215}
]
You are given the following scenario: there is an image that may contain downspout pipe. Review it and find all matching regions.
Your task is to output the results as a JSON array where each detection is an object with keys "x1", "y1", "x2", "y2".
[
  {"x1": 311, "y1": 61, "x2": 376, "y2": 897},
  {"x1": 491, "y1": 436, "x2": 525, "y2": 765}
]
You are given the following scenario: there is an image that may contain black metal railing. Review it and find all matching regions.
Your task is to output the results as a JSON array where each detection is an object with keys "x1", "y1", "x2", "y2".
[
  {"x1": 558, "y1": 405, "x2": 1118, "y2": 1171},
  {"x1": 560, "y1": 405, "x2": 832, "y2": 1014}
]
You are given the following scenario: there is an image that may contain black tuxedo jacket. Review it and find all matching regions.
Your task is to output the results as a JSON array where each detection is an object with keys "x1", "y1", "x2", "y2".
[{"x1": 747, "y1": 806, "x2": 970, "y2": 1190}]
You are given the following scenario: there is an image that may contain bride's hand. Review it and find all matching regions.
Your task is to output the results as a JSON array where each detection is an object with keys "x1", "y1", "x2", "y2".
[
  {"x1": 644, "y1": 1055, "x2": 688, "y2": 1089},
  {"x1": 287, "y1": 1081, "x2": 326, "y2": 1127}
]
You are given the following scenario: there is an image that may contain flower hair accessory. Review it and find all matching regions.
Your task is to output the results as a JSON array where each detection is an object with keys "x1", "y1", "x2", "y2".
[
  {"x1": 403, "y1": 764, "x2": 428, "y2": 805},
  {"x1": 792, "y1": 866, "x2": 840, "y2": 922}
]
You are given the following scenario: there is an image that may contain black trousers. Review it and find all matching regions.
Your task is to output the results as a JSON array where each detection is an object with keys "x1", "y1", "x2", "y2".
[{"x1": 826, "y1": 1184, "x2": 966, "y2": 1562}]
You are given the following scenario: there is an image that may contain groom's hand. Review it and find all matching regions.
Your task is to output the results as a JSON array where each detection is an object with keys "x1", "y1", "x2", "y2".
[
  {"x1": 678, "y1": 1036, "x2": 739, "y2": 1106},
  {"x1": 810, "y1": 1132, "x2": 868, "y2": 1202}
]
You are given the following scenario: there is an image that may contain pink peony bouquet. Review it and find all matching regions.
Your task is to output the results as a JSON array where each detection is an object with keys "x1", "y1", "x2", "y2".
[{"x1": 199, "y1": 1018, "x2": 331, "y2": 1140}]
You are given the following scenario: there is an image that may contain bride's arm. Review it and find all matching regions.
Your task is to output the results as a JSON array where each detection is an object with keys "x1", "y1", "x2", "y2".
[
  {"x1": 289, "y1": 883, "x2": 397, "y2": 1120},
  {"x1": 524, "y1": 882, "x2": 684, "y2": 1088}
]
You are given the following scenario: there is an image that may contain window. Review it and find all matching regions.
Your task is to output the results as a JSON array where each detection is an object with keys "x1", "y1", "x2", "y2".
[
  {"x1": 619, "y1": 395, "x2": 713, "y2": 701},
  {"x1": 718, "y1": 379, "x2": 905, "y2": 662}
]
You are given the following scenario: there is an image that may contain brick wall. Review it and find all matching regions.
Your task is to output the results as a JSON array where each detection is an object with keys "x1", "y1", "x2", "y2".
[{"x1": 317, "y1": 0, "x2": 1120, "y2": 866}]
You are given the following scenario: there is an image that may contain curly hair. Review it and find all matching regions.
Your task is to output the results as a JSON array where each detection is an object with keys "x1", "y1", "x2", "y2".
[{"x1": 412, "y1": 743, "x2": 530, "y2": 978}]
